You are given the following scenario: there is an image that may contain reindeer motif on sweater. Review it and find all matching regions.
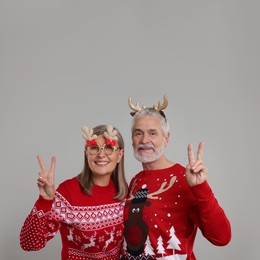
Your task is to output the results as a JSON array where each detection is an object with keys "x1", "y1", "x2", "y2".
[{"x1": 124, "y1": 174, "x2": 176, "y2": 257}]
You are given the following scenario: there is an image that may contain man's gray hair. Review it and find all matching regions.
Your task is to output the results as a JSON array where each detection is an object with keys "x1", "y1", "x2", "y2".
[{"x1": 131, "y1": 108, "x2": 170, "y2": 137}]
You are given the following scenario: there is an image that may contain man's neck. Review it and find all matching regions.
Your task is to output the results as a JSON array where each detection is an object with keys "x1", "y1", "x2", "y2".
[{"x1": 142, "y1": 155, "x2": 174, "y2": 171}]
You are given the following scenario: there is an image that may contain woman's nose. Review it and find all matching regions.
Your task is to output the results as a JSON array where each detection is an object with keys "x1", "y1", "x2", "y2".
[{"x1": 98, "y1": 147, "x2": 106, "y2": 157}]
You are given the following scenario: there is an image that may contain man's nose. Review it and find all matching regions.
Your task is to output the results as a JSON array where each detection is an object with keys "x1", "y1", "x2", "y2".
[{"x1": 141, "y1": 133, "x2": 149, "y2": 143}]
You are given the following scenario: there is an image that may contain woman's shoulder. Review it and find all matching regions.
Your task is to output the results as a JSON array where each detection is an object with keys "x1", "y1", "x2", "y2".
[
  {"x1": 57, "y1": 176, "x2": 79, "y2": 190},
  {"x1": 55, "y1": 176, "x2": 82, "y2": 202}
]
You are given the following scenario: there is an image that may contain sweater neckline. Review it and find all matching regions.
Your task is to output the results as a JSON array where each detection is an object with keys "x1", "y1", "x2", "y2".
[
  {"x1": 92, "y1": 179, "x2": 115, "y2": 193},
  {"x1": 141, "y1": 163, "x2": 182, "y2": 177}
]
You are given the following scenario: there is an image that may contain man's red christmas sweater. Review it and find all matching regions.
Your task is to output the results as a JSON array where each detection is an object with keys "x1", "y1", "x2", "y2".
[{"x1": 122, "y1": 164, "x2": 231, "y2": 260}]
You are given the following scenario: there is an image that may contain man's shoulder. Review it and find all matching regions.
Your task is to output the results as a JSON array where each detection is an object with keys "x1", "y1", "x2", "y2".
[
  {"x1": 172, "y1": 163, "x2": 186, "y2": 173},
  {"x1": 130, "y1": 163, "x2": 186, "y2": 179}
]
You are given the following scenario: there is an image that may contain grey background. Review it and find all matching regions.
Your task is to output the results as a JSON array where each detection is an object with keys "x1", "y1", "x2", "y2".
[{"x1": 1, "y1": 1, "x2": 259, "y2": 259}]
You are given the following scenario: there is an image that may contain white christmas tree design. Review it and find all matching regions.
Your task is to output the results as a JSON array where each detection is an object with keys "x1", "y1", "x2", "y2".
[
  {"x1": 144, "y1": 236, "x2": 155, "y2": 256},
  {"x1": 157, "y1": 236, "x2": 165, "y2": 257},
  {"x1": 166, "y1": 226, "x2": 181, "y2": 253}
]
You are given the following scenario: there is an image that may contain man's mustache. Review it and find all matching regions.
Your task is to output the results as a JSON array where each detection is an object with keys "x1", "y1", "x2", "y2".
[{"x1": 137, "y1": 143, "x2": 155, "y2": 150}]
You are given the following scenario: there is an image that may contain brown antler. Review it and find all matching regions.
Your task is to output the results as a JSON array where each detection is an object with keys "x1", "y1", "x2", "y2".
[
  {"x1": 128, "y1": 97, "x2": 146, "y2": 113},
  {"x1": 153, "y1": 95, "x2": 168, "y2": 111},
  {"x1": 103, "y1": 125, "x2": 118, "y2": 141},
  {"x1": 81, "y1": 126, "x2": 97, "y2": 141},
  {"x1": 147, "y1": 176, "x2": 176, "y2": 199},
  {"x1": 126, "y1": 180, "x2": 138, "y2": 201}
]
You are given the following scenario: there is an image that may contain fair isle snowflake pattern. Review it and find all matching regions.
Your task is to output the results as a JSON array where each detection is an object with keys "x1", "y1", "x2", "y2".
[
  {"x1": 51, "y1": 191, "x2": 124, "y2": 230},
  {"x1": 67, "y1": 245, "x2": 122, "y2": 259},
  {"x1": 156, "y1": 255, "x2": 187, "y2": 260},
  {"x1": 21, "y1": 190, "x2": 125, "y2": 259}
]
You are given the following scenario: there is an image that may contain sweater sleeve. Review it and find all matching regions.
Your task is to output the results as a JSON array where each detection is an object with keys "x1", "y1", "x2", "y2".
[
  {"x1": 20, "y1": 195, "x2": 60, "y2": 251},
  {"x1": 189, "y1": 181, "x2": 232, "y2": 246}
]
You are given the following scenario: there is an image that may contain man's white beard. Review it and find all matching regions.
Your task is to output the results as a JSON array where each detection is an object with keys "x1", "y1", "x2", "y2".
[{"x1": 134, "y1": 142, "x2": 165, "y2": 163}]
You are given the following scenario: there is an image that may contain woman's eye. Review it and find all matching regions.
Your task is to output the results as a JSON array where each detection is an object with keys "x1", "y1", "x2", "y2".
[
  {"x1": 105, "y1": 145, "x2": 114, "y2": 152},
  {"x1": 90, "y1": 146, "x2": 99, "y2": 151}
]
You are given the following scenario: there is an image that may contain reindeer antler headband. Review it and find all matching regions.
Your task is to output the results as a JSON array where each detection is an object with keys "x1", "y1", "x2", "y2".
[
  {"x1": 81, "y1": 125, "x2": 118, "y2": 147},
  {"x1": 128, "y1": 95, "x2": 168, "y2": 119}
]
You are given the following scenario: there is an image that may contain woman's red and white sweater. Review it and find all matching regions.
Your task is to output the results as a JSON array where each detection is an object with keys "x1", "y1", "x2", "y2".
[{"x1": 20, "y1": 177, "x2": 125, "y2": 259}]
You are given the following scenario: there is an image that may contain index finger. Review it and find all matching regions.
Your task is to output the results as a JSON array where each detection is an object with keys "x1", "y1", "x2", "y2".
[
  {"x1": 37, "y1": 155, "x2": 47, "y2": 173},
  {"x1": 196, "y1": 141, "x2": 204, "y2": 160},
  {"x1": 49, "y1": 156, "x2": 56, "y2": 173},
  {"x1": 187, "y1": 144, "x2": 195, "y2": 164}
]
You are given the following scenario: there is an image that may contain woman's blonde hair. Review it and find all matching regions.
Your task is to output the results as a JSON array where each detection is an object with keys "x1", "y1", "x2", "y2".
[{"x1": 77, "y1": 124, "x2": 128, "y2": 200}]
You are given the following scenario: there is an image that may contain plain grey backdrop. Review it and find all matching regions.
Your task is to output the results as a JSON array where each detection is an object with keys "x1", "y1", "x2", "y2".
[{"x1": 1, "y1": 1, "x2": 259, "y2": 259}]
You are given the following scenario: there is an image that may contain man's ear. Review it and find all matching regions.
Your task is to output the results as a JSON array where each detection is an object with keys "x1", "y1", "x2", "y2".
[{"x1": 165, "y1": 132, "x2": 170, "y2": 146}]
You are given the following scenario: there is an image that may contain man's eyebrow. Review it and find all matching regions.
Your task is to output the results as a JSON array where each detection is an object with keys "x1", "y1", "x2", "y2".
[
  {"x1": 148, "y1": 129, "x2": 158, "y2": 133},
  {"x1": 133, "y1": 128, "x2": 143, "y2": 132}
]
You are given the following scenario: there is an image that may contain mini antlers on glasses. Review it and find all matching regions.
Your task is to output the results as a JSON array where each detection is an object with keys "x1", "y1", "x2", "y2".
[{"x1": 81, "y1": 125, "x2": 118, "y2": 147}]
